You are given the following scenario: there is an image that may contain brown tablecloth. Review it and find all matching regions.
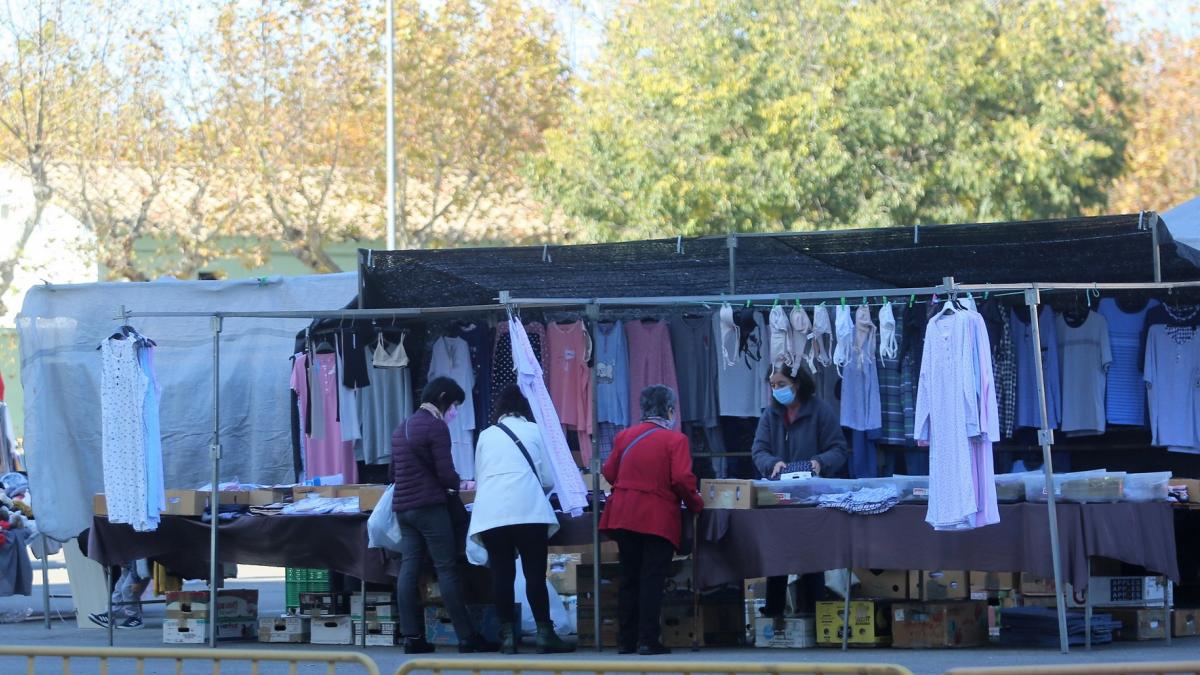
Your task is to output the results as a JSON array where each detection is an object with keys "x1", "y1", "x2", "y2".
[
  {"x1": 88, "y1": 512, "x2": 597, "y2": 584},
  {"x1": 696, "y1": 502, "x2": 1180, "y2": 591}
]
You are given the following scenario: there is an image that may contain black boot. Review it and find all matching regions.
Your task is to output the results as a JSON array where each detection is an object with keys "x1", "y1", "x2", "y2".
[
  {"x1": 498, "y1": 621, "x2": 518, "y2": 655},
  {"x1": 638, "y1": 641, "x2": 671, "y2": 655},
  {"x1": 535, "y1": 621, "x2": 575, "y2": 654},
  {"x1": 403, "y1": 636, "x2": 435, "y2": 654}
]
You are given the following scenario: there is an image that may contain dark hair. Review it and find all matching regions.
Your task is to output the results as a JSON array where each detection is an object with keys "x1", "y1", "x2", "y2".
[
  {"x1": 420, "y1": 376, "x2": 466, "y2": 413},
  {"x1": 493, "y1": 384, "x2": 533, "y2": 422},
  {"x1": 639, "y1": 385, "x2": 676, "y2": 419},
  {"x1": 768, "y1": 366, "x2": 816, "y2": 403}
]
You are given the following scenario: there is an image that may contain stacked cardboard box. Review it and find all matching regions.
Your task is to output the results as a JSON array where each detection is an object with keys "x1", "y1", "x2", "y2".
[
  {"x1": 754, "y1": 616, "x2": 816, "y2": 648},
  {"x1": 163, "y1": 590, "x2": 258, "y2": 644},
  {"x1": 577, "y1": 560, "x2": 740, "y2": 648},
  {"x1": 815, "y1": 600, "x2": 892, "y2": 646},
  {"x1": 352, "y1": 591, "x2": 398, "y2": 647},
  {"x1": 891, "y1": 601, "x2": 988, "y2": 648},
  {"x1": 258, "y1": 616, "x2": 310, "y2": 643}
]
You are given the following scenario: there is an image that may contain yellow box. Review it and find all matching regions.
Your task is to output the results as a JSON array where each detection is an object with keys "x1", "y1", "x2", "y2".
[{"x1": 816, "y1": 600, "x2": 892, "y2": 646}]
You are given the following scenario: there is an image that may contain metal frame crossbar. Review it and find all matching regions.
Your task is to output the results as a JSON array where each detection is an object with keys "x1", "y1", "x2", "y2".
[{"x1": 79, "y1": 267, "x2": 1200, "y2": 654}]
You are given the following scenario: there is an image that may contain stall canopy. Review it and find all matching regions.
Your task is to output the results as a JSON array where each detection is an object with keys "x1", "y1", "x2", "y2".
[
  {"x1": 17, "y1": 273, "x2": 358, "y2": 542},
  {"x1": 361, "y1": 213, "x2": 1197, "y2": 308}
]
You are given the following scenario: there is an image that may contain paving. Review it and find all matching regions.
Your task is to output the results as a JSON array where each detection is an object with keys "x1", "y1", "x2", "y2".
[{"x1": 0, "y1": 557, "x2": 1196, "y2": 675}]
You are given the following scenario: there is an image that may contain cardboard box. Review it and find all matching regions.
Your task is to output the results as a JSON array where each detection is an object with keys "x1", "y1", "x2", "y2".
[
  {"x1": 745, "y1": 577, "x2": 768, "y2": 600},
  {"x1": 258, "y1": 616, "x2": 310, "y2": 643},
  {"x1": 1019, "y1": 573, "x2": 1057, "y2": 597},
  {"x1": 855, "y1": 570, "x2": 910, "y2": 600},
  {"x1": 163, "y1": 618, "x2": 256, "y2": 644},
  {"x1": 754, "y1": 616, "x2": 816, "y2": 648},
  {"x1": 358, "y1": 485, "x2": 387, "y2": 512},
  {"x1": 577, "y1": 616, "x2": 620, "y2": 648},
  {"x1": 909, "y1": 571, "x2": 969, "y2": 601},
  {"x1": 355, "y1": 620, "x2": 399, "y2": 646},
  {"x1": 293, "y1": 485, "x2": 339, "y2": 501},
  {"x1": 458, "y1": 489, "x2": 476, "y2": 505},
  {"x1": 661, "y1": 602, "x2": 743, "y2": 648},
  {"x1": 1111, "y1": 608, "x2": 1169, "y2": 641},
  {"x1": 1169, "y1": 478, "x2": 1200, "y2": 504},
  {"x1": 970, "y1": 572, "x2": 1016, "y2": 593},
  {"x1": 700, "y1": 479, "x2": 757, "y2": 509},
  {"x1": 1086, "y1": 576, "x2": 1166, "y2": 608},
  {"x1": 311, "y1": 615, "x2": 354, "y2": 645},
  {"x1": 891, "y1": 601, "x2": 988, "y2": 648},
  {"x1": 93, "y1": 494, "x2": 107, "y2": 516},
  {"x1": 351, "y1": 592, "x2": 395, "y2": 621},
  {"x1": 165, "y1": 590, "x2": 258, "y2": 621},
  {"x1": 1173, "y1": 609, "x2": 1198, "y2": 638},
  {"x1": 816, "y1": 600, "x2": 892, "y2": 646},
  {"x1": 161, "y1": 489, "x2": 243, "y2": 516},
  {"x1": 299, "y1": 592, "x2": 350, "y2": 617},
  {"x1": 246, "y1": 487, "x2": 293, "y2": 507},
  {"x1": 578, "y1": 541, "x2": 620, "y2": 564},
  {"x1": 424, "y1": 604, "x2": 512, "y2": 646}
]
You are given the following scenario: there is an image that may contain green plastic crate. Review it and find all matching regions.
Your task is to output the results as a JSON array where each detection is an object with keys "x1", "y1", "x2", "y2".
[{"x1": 284, "y1": 568, "x2": 331, "y2": 610}]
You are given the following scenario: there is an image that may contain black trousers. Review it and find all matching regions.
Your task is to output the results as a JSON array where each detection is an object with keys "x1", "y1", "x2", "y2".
[
  {"x1": 763, "y1": 573, "x2": 826, "y2": 616},
  {"x1": 480, "y1": 524, "x2": 552, "y2": 625},
  {"x1": 612, "y1": 529, "x2": 674, "y2": 647}
]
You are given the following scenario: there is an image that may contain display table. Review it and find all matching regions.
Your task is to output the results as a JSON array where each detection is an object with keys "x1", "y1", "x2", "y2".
[
  {"x1": 696, "y1": 502, "x2": 1180, "y2": 590},
  {"x1": 88, "y1": 512, "x2": 597, "y2": 583}
]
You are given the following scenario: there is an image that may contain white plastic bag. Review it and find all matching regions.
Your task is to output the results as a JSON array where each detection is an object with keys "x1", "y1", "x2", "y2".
[{"x1": 366, "y1": 484, "x2": 403, "y2": 551}]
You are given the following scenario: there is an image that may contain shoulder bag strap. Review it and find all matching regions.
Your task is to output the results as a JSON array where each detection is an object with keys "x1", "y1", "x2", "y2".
[
  {"x1": 616, "y1": 426, "x2": 661, "y2": 464},
  {"x1": 496, "y1": 421, "x2": 539, "y2": 477}
]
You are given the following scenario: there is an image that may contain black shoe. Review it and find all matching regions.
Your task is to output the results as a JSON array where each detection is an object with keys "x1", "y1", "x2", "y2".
[
  {"x1": 88, "y1": 612, "x2": 111, "y2": 628},
  {"x1": 617, "y1": 644, "x2": 637, "y2": 655},
  {"x1": 403, "y1": 637, "x2": 436, "y2": 654},
  {"x1": 638, "y1": 642, "x2": 671, "y2": 656},
  {"x1": 115, "y1": 616, "x2": 144, "y2": 630},
  {"x1": 458, "y1": 636, "x2": 500, "y2": 654}
]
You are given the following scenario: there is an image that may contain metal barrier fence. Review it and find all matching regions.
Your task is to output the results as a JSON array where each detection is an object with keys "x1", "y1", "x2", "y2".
[
  {"x1": 397, "y1": 658, "x2": 916, "y2": 675},
  {"x1": 946, "y1": 663, "x2": 1200, "y2": 675},
  {"x1": 0, "y1": 646, "x2": 381, "y2": 675}
]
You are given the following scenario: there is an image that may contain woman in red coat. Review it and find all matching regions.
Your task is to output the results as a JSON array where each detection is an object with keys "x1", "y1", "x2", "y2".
[{"x1": 599, "y1": 385, "x2": 704, "y2": 655}]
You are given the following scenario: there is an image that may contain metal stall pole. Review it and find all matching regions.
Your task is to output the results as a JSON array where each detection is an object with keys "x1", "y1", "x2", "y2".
[
  {"x1": 1149, "y1": 212, "x2": 1163, "y2": 283},
  {"x1": 105, "y1": 565, "x2": 114, "y2": 646},
  {"x1": 1025, "y1": 289, "x2": 1069, "y2": 654},
  {"x1": 842, "y1": 569, "x2": 852, "y2": 651},
  {"x1": 586, "y1": 302, "x2": 603, "y2": 653},
  {"x1": 208, "y1": 315, "x2": 224, "y2": 648},
  {"x1": 41, "y1": 538, "x2": 50, "y2": 629},
  {"x1": 726, "y1": 234, "x2": 737, "y2": 295}
]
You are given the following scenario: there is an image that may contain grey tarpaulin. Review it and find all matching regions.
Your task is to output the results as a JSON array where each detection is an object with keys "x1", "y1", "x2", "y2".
[{"x1": 17, "y1": 274, "x2": 358, "y2": 541}]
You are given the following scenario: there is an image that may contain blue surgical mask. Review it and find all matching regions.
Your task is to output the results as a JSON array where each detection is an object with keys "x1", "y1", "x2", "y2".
[{"x1": 772, "y1": 386, "x2": 795, "y2": 406}]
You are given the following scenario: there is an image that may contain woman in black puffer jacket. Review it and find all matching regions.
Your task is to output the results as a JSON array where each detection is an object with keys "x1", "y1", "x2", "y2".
[{"x1": 390, "y1": 376, "x2": 497, "y2": 654}]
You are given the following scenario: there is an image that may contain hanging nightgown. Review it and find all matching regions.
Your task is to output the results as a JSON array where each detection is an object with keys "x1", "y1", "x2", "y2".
[{"x1": 428, "y1": 336, "x2": 477, "y2": 479}]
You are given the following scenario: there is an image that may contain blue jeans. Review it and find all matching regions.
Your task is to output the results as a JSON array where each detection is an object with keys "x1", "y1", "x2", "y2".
[{"x1": 396, "y1": 505, "x2": 477, "y2": 641}]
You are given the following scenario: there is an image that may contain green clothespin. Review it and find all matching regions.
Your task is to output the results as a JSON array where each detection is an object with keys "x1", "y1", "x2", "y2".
[
  {"x1": 861, "y1": 296, "x2": 867, "y2": 306},
  {"x1": 840, "y1": 297, "x2": 846, "y2": 306},
  {"x1": 795, "y1": 298, "x2": 802, "y2": 308},
  {"x1": 772, "y1": 297, "x2": 780, "y2": 308},
  {"x1": 908, "y1": 294, "x2": 915, "y2": 308},
  {"x1": 745, "y1": 298, "x2": 752, "y2": 308}
]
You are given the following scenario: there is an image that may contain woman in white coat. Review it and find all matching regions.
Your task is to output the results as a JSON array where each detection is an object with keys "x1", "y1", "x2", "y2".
[{"x1": 467, "y1": 384, "x2": 573, "y2": 654}]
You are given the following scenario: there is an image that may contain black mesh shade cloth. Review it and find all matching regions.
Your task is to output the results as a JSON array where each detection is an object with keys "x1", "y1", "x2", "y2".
[{"x1": 360, "y1": 213, "x2": 1199, "y2": 309}]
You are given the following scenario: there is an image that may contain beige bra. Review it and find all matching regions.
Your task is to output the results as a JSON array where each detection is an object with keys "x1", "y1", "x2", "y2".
[{"x1": 373, "y1": 334, "x2": 409, "y2": 368}]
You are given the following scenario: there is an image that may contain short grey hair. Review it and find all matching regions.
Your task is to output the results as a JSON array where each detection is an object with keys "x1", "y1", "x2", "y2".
[{"x1": 639, "y1": 385, "x2": 676, "y2": 419}]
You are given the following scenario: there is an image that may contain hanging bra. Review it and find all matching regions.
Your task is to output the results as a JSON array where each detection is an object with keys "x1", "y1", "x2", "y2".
[
  {"x1": 811, "y1": 305, "x2": 833, "y2": 367},
  {"x1": 718, "y1": 304, "x2": 737, "y2": 367},
  {"x1": 768, "y1": 305, "x2": 792, "y2": 369},
  {"x1": 373, "y1": 334, "x2": 409, "y2": 368},
  {"x1": 789, "y1": 305, "x2": 812, "y2": 375},
  {"x1": 853, "y1": 305, "x2": 876, "y2": 367},
  {"x1": 832, "y1": 304, "x2": 853, "y2": 370},
  {"x1": 878, "y1": 302, "x2": 898, "y2": 360}
]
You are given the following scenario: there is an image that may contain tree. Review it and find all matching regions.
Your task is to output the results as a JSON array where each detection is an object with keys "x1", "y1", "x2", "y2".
[
  {"x1": 533, "y1": 0, "x2": 1134, "y2": 240},
  {"x1": 390, "y1": 0, "x2": 571, "y2": 248},
  {"x1": 0, "y1": 0, "x2": 104, "y2": 313},
  {"x1": 1108, "y1": 6, "x2": 1200, "y2": 213}
]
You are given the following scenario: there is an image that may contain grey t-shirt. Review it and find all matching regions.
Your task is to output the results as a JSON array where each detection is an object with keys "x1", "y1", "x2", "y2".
[
  {"x1": 714, "y1": 311, "x2": 772, "y2": 418},
  {"x1": 1057, "y1": 311, "x2": 1112, "y2": 436}
]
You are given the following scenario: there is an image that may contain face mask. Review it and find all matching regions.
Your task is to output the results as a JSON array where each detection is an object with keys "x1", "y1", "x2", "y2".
[
  {"x1": 444, "y1": 405, "x2": 459, "y2": 424},
  {"x1": 772, "y1": 386, "x2": 796, "y2": 406}
]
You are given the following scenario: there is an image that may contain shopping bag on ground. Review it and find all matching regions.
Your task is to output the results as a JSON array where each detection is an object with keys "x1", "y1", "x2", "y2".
[{"x1": 367, "y1": 484, "x2": 403, "y2": 551}]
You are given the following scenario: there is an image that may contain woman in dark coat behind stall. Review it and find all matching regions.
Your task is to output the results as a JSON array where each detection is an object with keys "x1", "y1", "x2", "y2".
[
  {"x1": 391, "y1": 376, "x2": 497, "y2": 654},
  {"x1": 750, "y1": 365, "x2": 848, "y2": 618},
  {"x1": 600, "y1": 385, "x2": 704, "y2": 656}
]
